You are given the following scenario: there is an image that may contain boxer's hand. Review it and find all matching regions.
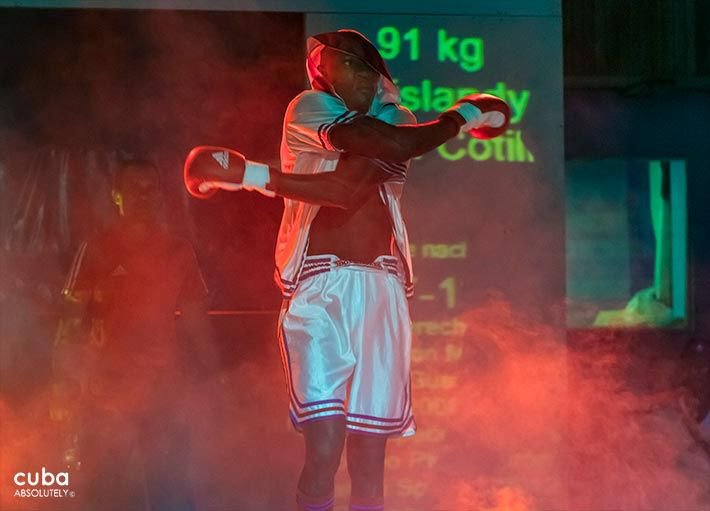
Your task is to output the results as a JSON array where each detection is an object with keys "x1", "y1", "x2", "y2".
[
  {"x1": 183, "y1": 146, "x2": 275, "y2": 199},
  {"x1": 443, "y1": 93, "x2": 511, "y2": 139}
]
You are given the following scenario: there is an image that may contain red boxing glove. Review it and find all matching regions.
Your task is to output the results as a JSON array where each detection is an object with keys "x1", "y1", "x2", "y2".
[
  {"x1": 445, "y1": 93, "x2": 511, "y2": 139},
  {"x1": 183, "y1": 145, "x2": 274, "y2": 199}
]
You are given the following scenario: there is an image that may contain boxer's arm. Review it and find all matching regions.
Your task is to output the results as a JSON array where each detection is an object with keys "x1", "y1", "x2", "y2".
[
  {"x1": 287, "y1": 92, "x2": 462, "y2": 163},
  {"x1": 185, "y1": 146, "x2": 400, "y2": 205},
  {"x1": 285, "y1": 92, "x2": 462, "y2": 162},
  {"x1": 267, "y1": 154, "x2": 393, "y2": 209},
  {"x1": 329, "y1": 113, "x2": 463, "y2": 163},
  {"x1": 286, "y1": 90, "x2": 507, "y2": 164},
  {"x1": 329, "y1": 95, "x2": 509, "y2": 162}
]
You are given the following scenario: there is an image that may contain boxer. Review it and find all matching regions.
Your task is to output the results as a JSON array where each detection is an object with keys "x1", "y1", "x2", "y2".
[{"x1": 185, "y1": 29, "x2": 509, "y2": 511}]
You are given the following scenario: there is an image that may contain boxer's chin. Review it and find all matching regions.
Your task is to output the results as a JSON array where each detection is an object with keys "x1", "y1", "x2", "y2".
[{"x1": 348, "y1": 92, "x2": 374, "y2": 113}]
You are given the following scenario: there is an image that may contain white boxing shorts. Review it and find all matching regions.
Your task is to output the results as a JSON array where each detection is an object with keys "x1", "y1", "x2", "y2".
[{"x1": 278, "y1": 254, "x2": 415, "y2": 437}]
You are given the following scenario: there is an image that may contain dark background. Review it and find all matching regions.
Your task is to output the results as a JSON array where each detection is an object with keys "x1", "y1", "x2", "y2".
[{"x1": 0, "y1": 9, "x2": 304, "y2": 310}]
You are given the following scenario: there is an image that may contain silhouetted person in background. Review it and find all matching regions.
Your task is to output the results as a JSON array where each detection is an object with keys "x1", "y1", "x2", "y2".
[{"x1": 53, "y1": 159, "x2": 218, "y2": 511}]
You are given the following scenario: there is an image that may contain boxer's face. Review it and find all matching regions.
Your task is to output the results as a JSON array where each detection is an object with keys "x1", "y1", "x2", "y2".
[
  {"x1": 320, "y1": 47, "x2": 379, "y2": 113},
  {"x1": 113, "y1": 165, "x2": 161, "y2": 222}
]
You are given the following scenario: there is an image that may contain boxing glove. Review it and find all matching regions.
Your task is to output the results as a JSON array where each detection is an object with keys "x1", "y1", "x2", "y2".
[
  {"x1": 183, "y1": 145, "x2": 275, "y2": 199},
  {"x1": 444, "y1": 93, "x2": 511, "y2": 139}
]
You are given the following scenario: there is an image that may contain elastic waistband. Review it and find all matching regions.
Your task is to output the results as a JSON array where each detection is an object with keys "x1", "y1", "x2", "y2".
[{"x1": 299, "y1": 254, "x2": 404, "y2": 283}]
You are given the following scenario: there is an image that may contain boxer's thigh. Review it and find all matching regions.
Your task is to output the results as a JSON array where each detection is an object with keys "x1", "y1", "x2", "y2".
[
  {"x1": 279, "y1": 272, "x2": 357, "y2": 428},
  {"x1": 347, "y1": 271, "x2": 415, "y2": 436}
]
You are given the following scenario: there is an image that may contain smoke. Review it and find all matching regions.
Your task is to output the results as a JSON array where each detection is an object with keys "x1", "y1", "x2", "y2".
[
  {"x1": 2, "y1": 293, "x2": 709, "y2": 509},
  {"x1": 0, "y1": 389, "x2": 59, "y2": 510},
  {"x1": 0, "y1": 8, "x2": 303, "y2": 509},
  {"x1": 565, "y1": 330, "x2": 709, "y2": 510},
  {"x1": 387, "y1": 299, "x2": 708, "y2": 511},
  {"x1": 1, "y1": 8, "x2": 304, "y2": 309}
]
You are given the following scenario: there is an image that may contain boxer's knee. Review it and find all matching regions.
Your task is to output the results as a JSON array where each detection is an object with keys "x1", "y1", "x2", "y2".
[
  {"x1": 347, "y1": 433, "x2": 387, "y2": 497},
  {"x1": 302, "y1": 417, "x2": 347, "y2": 475},
  {"x1": 298, "y1": 418, "x2": 346, "y2": 503}
]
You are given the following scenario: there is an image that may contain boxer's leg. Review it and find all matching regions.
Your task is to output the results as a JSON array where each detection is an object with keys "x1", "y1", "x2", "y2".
[
  {"x1": 281, "y1": 259, "x2": 359, "y2": 511},
  {"x1": 346, "y1": 433, "x2": 387, "y2": 510},
  {"x1": 297, "y1": 416, "x2": 347, "y2": 511},
  {"x1": 344, "y1": 258, "x2": 415, "y2": 511}
]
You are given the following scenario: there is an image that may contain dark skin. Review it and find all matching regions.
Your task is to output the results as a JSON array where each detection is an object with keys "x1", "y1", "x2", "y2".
[
  {"x1": 189, "y1": 49, "x2": 465, "y2": 503},
  {"x1": 268, "y1": 48, "x2": 463, "y2": 264},
  {"x1": 307, "y1": 49, "x2": 393, "y2": 261},
  {"x1": 306, "y1": 153, "x2": 392, "y2": 261},
  {"x1": 197, "y1": 50, "x2": 463, "y2": 212},
  {"x1": 272, "y1": 49, "x2": 461, "y2": 503}
]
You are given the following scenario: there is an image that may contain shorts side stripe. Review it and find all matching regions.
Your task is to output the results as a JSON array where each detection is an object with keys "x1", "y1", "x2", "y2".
[{"x1": 278, "y1": 322, "x2": 344, "y2": 413}]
